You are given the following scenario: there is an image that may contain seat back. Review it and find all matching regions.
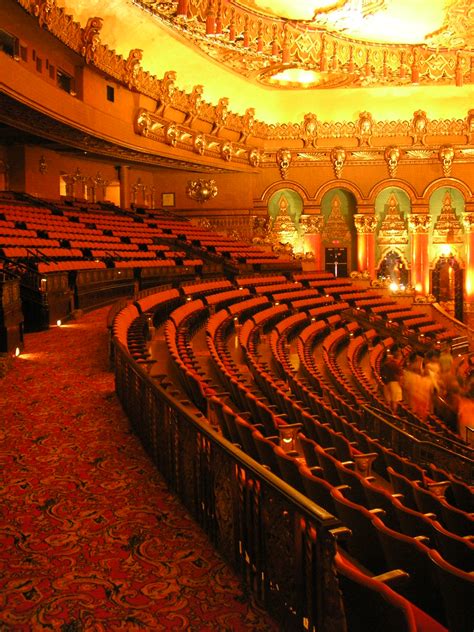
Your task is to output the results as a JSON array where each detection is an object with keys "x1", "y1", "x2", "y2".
[{"x1": 429, "y1": 549, "x2": 474, "y2": 632}]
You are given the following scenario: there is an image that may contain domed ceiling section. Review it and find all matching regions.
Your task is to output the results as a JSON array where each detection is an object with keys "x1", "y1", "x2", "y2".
[{"x1": 130, "y1": 0, "x2": 474, "y2": 89}]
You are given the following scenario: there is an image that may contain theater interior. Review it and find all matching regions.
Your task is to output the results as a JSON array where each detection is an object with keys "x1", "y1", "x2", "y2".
[{"x1": 1, "y1": 0, "x2": 473, "y2": 630}]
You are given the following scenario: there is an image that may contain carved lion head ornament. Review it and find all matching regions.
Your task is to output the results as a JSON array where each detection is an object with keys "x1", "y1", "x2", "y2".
[{"x1": 276, "y1": 148, "x2": 292, "y2": 179}]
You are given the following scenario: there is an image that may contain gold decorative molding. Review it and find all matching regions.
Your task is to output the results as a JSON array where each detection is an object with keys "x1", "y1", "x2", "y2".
[
  {"x1": 384, "y1": 146, "x2": 401, "y2": 178},
  {"x1": 438, "y1": 144, "x2": 455, "y2": 177},
  {"x1": 354, "y1": 214, "x2": 377, "y2": 234},
  {"x1": 432, "y1": 190, "x2": 463, "y2": 244},
  {"x1": 378, "y1": 193, "x2": 408, "y2": 244},
  {"x1": 408, "y1": 213, "x2": 432, "y2": 233},
  {"x1": 186, "y1": 178, "x2": 218, "y2": 203},
  {"x1": 323, "y1": 194, "x2": 351, "y2": 243},
  {"x1": 300, "y1": 215, "x2": 324, "y2": 234},
  {"x1": 276, "y1": 148, "x2": 292, "y2": 179},
  {"x1": 462, "y1": 212, "x2": 474, "y2": 232},
  {"x1": 330, "y1": 147, "x2": 346, "y2": 179}
]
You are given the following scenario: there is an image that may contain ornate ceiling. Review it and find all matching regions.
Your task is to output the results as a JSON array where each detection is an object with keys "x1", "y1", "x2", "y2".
[
  {"x1": 129, "y1": 0, "x2": 474, "y2": 90},
  {"x1": 34, "y1": 0, "x2": 474, "y2": 125}
]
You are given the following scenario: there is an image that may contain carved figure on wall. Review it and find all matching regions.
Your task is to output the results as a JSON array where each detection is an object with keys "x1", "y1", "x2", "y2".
[
  {"x1": 81, "y1": 16, "x2": 103, "y2": 65},
  {"x1": 155, "y1": 70, "x2": 178, "y2": 116},
  {"x1": 378, "y1": 192, "x2": 408, "y2": 245},
  {"x1": 356, "y1": 111, "x2": 374, "y2": 146},
  {"x1": 123, "y1": 49, "x2": 143, "y2": 91},
  {"x1": 211, "y1": 97, "x2": 229, "y2": 135},
  {"x1": 411, "y1": 110, "x2": 428, "y2": 144},
  {"x1": 276, "y1": 148, "x2": 292, "y2": 179},
  {"x1": 432, "y1": 189, "x2": 463, "y2": 244},
  {"x1": 466, "y1": 109, "x2": 474, "y2": 144},
  {"x1": 330, "y1": 147, "x2": 346, "y2": 179},
  {"x1": 439, "y1": 144, "x2": 455, "y2": 177},
  {"x1": 248, "y1": 147, "x2": 261, "y2": 168},
  {"x1": 252, "y1": 216, "x2": 271, "y2": 240},
  {"x1": 193, "y1": 133, "x2": 206, "y2": 155},
  {"x1": 183, "y1": 84, "x2": 204, "y2": 126},
  {"x1": 165, "y1": 122, "x2": 179, "y2": 147},
  {"x1": 240, "y1": 107, "x2": 255, "y2": 143},
  {"x1": 384, "y1": 145, "x2": 401, "y2": 178},
  {"x1": 135, "y1": 108, "x2": 159, "y2": 136},
  {"x1": 220, "y1": 142, "x2": 233, "y2": 162},
  {"x1": 186, "y1": 179, "x2": 218, "y2": 203},
  {"x1": 302, "y1": 113, "x2": 318, "y2": 147}
]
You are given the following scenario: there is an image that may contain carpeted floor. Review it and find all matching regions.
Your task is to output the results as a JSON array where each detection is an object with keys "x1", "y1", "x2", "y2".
[{"x1": 0, "y1": 307, "x2": 278, "y2": 631}]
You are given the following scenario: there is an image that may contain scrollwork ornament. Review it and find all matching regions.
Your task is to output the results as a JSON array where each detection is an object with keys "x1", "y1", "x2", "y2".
[
  {"x1": 123, "y1": 49, "x2": 143, "y2": 91},
  {"x1": 156, "y1": 70, "x2": 177, "y2": 116},
  {"x1": 462, "y1": 212, "x2": 474, "y2": 233},
  {"x1": 438, "y1": 144, "x2": 455, "y2": 177},
  {"x1": 354, "y1": 214, "x2": 377, "y2": 234},
  {"x1": 32, "y1": 0, "x2": 54, "y2": 29},
  {"x1": 135, "y1": 108, "x2": 152, "y2": 136},
  {"x1": 466, "y1": 109, "x2": 474, "y2": 144},
  {"x1": 276, "y1": 148, "x2": 292, "y2": 179},
  {"x1": 330, "y1": 147, "x2": 346, "y2": 179},
  {"x1": 384, "y1": 145, "x2": 401, "y2": 178},
  {"x1": 81, "y1": 16, "x2": 103, "y2": 65},
  {"x1": 408, "y1": 214, "x2": 432, "y2": 233},
  {"x1": 240, "y1": 107, "x2": 255, "y2": 143}
]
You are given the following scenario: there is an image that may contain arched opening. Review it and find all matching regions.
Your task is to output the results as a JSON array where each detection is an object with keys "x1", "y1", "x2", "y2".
[
  {"x1": 432, "y1": 255, "x2": 464, "y2": 322},
  {"x1": 377, "y1": 250, "x2": 409, "y2": 287},
  {"x1": 320, "y1": 189, "x2": 357, "y2": 277}
]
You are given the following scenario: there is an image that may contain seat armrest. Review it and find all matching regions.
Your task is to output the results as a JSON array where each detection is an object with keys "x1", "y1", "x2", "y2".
[{"x1": 373, "y1": 569, "x2": 410, "y2": 587}]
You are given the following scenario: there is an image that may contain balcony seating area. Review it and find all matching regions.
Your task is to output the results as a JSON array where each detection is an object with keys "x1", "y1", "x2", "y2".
[{"x1": 112, "y1": 269, "x2": 473, "y2": 632}]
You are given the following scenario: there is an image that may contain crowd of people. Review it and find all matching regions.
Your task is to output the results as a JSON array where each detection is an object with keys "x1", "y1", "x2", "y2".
[{"x1": 380, "y1": 344, "x2": 474, "y2": 443}]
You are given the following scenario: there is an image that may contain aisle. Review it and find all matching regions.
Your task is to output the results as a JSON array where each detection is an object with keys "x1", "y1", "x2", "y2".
[{"x1": 0, "y1": 307, "x2": 277, "y2": 631}]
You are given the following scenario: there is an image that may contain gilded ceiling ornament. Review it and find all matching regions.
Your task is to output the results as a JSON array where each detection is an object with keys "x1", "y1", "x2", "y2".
[
  {"x1": 183, "y1": 84, "x2": 204, "y2": 126},
  {"x1": 193, "y1": 133, "x2": 206, "y2": 155},
  {"x1": 408, "y1": 214, "x2": 432, "y2": 233},
  {"x1": 301, "y1": 113, "x2": 318, "y2": 147},
  {"x1": 186, "y1": 178, "x2": 218, "y2": 203},
  {"x1": 384, "y1": 146, "x2": 401, "y2": 178},
  {"x1": 240, "y1": 108, "x2": 256, "y2": 143},
  {"x1": 411, "y1": 110, "x2": 428, "y2": 145},
  {"x1": 123, "y1": 49, "x2": 143, "y2": 91},
  {"x1": 155, "y1": 71, "x2": 177, "y2": 116},
  {"x1": 276, "y1": 148, "x2": 292, "y2": 179},
  {"x1": 165, "y1": 123, "x2": 179, "y2": 147},
  {"x1": 354, "y1": 214, "x2": 377, "y2": 234},
  {"x1": 330, "y1": 146, "x2": 346, "y2": 179},
  {"x1": 81, "y1": 16, "x2": 103, "y2": 65},
  {"x1": 248, "y1": 147, "x2": 261, "y2": 167},
  {"x1": 356, "y1": 112, "x2": 374, "y2": 146},
  {"x1": 220, "y1": 142, "x2": 233, "y2": 161},
  {"x1": 32, "y1": 0, "x2": 54, "y2": 29},
  {"x1": 211, "y1": 97, "x2": 230, "y2": 135},
  {"x1": 438, "y1": 144, "x2": 455, "y2": 177}
]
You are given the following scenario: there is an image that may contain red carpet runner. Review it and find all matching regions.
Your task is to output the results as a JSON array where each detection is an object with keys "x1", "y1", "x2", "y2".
[{"x1": 0, "y1": 307, "x2": 278, "y2": 631}]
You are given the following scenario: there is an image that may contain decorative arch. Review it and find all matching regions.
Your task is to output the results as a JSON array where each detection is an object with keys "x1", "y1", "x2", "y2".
[
  {"x1": 320, "y1": 188, "x2": 358, "y2": 276},
  {"x1": 267, "y1": 188, "x2": 304, "y2": 227},
  {"x1": 368, "y1": 178, "x2": 418, "y2": 205},
  {"x1": 423, "y1": 177, "x2": 473, "y2": 202},
  {"x1": 314, "y1": 179, "x2": 364, "y2": 206},
  {"x1": 258, "y1": 180, "x2": 311, "y2": 205}
]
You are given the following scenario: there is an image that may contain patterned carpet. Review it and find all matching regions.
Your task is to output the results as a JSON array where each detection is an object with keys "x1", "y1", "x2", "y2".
[{"x1": 0, "y1": 307, "x2": 278, "y2": 631}]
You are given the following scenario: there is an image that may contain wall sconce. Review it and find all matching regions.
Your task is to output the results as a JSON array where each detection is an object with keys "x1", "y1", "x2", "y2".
[
  {"x1": 186, "y1": 179, "x2": 218, "y2": 203},
  {"x1": 278, "y1": 423, "x2": 302, "y2": 454}
]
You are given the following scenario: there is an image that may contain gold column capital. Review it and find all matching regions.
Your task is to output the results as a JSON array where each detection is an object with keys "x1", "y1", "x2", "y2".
[
  {"x1": 354, "y1": 214, "x2": 377, "y2": 234},
  {"x1": 408, "y1": 213, "x2": 431, "y2": 233},
  {"x1": 462, "y1": 212, "x2": 474, "y2": 232}
]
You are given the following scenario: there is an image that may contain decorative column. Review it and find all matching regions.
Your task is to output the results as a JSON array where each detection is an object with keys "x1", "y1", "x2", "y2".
[
  {"x1": 408, "y1": 214, "x2": 432, "y2": 295},
  {"x1": 354, "y1": 214, "x2": 377, "y2": 278},
  {"x1": 300, "y1": 215, "x2": 324, "y2": 269},
  {"x1": 462, "y1": 211, "x2": 474, "y2": 302},
  {"x1": 119, "y1": 165, "x2": 131, "y2": 210}
]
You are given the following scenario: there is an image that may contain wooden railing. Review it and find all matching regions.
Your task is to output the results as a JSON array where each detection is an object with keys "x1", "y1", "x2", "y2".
[{"x1": 112, "y1": 339, "x2": 347, "y2": 632}]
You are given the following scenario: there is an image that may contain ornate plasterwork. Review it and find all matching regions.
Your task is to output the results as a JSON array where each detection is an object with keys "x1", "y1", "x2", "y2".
[
  {"x1": 408, "y1": 213, "x2": 432, "y2": 233},
  {"x1": 462, "y1": 212, "x2": 474, "y2": 232},
  {"x1": 354, "y1": 214, "x2": 377, "y2": 234},
  {"x1": 378, "y1": 193, "x2": 408, "y2": 245},
  {"x1": 323, "y1": 194, "x2": 351, "y2": 243},
  {"x1": 432, "y1": 190, "x2": 463, "y2": 244}
]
